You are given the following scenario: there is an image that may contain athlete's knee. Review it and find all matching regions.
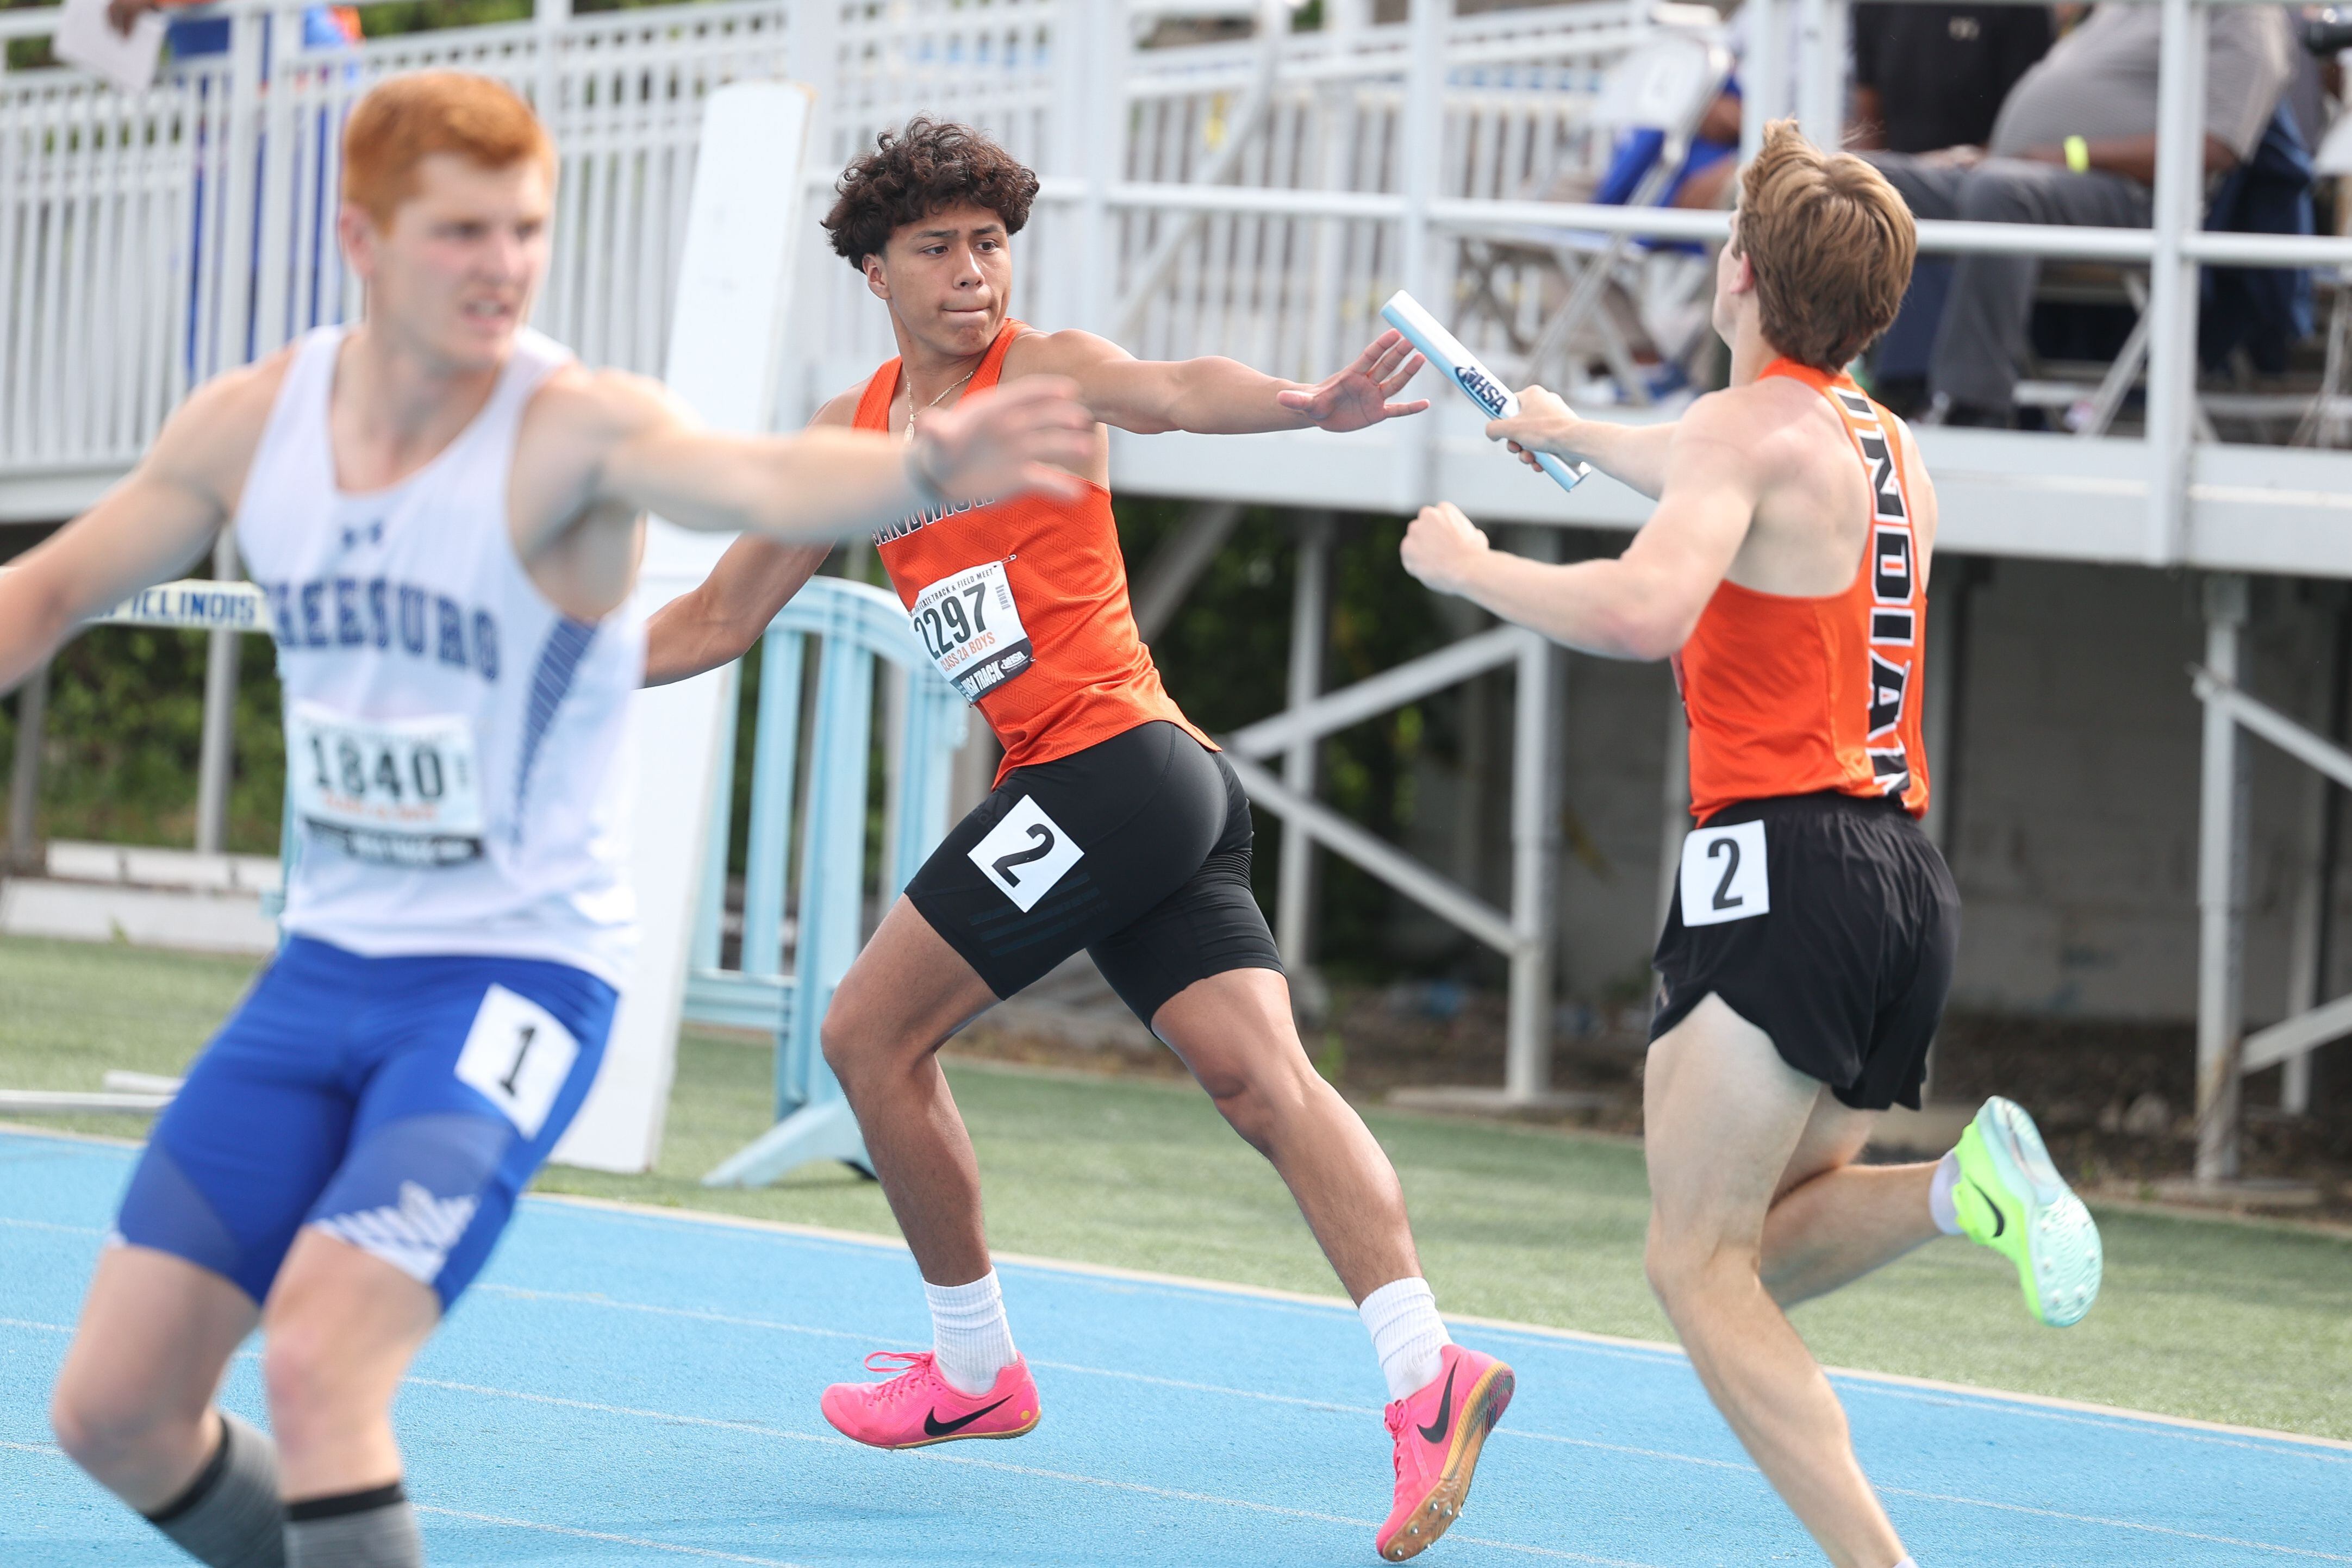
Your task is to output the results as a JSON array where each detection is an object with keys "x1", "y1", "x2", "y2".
[
  {"x1": 261, "y1": 1284, "x2": 382, "y2": 1441},
  {"x1": 1643, "y1": 1225, "x2": 1758, "y2": 1311},
  {"x1": 259, "y1": 1318, "x2": 346, "y2": 1440},
  {"x1": 1197, "y1": 1051, "x2": 1322, "y2": 1145},
  {"x1": 49, "y1": 1371, "x2": 184, "y2": 1478},
  {"x1": 819, "y1": 1002, "x2": 904, "y2": 1084}
]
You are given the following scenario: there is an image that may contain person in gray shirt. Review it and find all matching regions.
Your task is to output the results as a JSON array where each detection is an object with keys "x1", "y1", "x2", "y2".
[{"x1": 1868, "y1": 4, "x2": 2292, "y2": 423}]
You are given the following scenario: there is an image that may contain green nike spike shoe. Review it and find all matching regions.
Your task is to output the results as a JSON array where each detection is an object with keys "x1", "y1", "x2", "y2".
[{"x1": 1950, "y1": 1096, "x2": 2103, "y2": 1328}]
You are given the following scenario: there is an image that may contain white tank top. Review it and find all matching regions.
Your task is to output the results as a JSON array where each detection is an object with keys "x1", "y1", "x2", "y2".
[{"x1": 236, "y1": 326, "x2": 645, "y2": 985}]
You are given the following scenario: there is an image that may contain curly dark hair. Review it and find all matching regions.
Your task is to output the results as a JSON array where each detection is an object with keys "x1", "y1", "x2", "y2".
[{"x1": 823, "y1": 118, "x2": 1041, "y2": 269}]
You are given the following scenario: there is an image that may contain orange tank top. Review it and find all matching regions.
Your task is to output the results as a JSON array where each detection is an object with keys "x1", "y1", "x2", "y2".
[
  {"x1": 858, "y1": 322, "x2": 1211, "y2": 784},
  {"x1": 1674, "y1": 359, "x2": 1931, "y2": 824}
]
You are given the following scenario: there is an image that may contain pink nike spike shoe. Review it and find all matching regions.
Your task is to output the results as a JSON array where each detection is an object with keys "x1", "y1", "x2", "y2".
[
  {"x1": 1375, "y1": 1344, "x2": 1514, "y2": 1561},
  {"x1": 820, "y1": 1351, "x2": 1041, "y2": 1451}
]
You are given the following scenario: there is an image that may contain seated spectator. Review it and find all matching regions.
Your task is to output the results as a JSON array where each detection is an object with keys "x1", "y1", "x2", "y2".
[
  {"x1": 1850, "y1": 4, "x2": 2054, "y2": 413},
  {"x1": 1867, "y1": 3, "x2": 2293, "y2": 426},
  {"x1": 1851, "y1": 3, "x2": 2054, "y2": 157}
]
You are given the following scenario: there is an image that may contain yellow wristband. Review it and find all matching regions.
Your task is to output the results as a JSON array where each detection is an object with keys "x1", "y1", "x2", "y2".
[{"x1": 2063, "y1": 135, "x2": 2091, "y2": 174}]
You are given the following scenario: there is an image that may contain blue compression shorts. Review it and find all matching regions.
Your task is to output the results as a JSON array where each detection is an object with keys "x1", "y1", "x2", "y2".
[{"x1": 116, "y1": 936, "x2": 616, "y2": 1310}]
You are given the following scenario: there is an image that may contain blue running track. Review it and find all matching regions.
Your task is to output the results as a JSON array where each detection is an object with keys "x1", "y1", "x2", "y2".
[{"x1": 4, "y1": 1129, "x2": 2346, "y2": 1566}]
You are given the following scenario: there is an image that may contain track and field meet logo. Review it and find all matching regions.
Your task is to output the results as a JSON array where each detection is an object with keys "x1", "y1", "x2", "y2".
[{"x1": 1453, "y1": 366, "x2": 1509, "y2": 418}]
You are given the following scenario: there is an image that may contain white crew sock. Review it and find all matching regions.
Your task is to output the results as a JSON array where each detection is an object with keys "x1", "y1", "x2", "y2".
[
  {"x1": 925, "y1": 1270, "x2": 1018, "y2": 1396},
  {"x1": 1359, "y1": 1276, "x2": 1451, "y2": 1402},
  {"x1": 1927, "y1": 1150, "x2": 1964, "y2": 1236},
  {"x1": 1889, "y1": 1557, "x2": 1919, "y2": 1567}
]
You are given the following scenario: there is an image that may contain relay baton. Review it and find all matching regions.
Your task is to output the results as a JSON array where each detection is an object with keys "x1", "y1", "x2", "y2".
[{"x1": 1379, "y1": 289, "x2": 1592, "y2": 496}]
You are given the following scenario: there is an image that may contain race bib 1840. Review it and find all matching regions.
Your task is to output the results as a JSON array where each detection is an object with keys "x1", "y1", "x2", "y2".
[
  {"x1": 910, "y1": 560, "x2": 1034, "y2": 702},
  {"x1": 289, "y1": 701, "x2": 485, "y2": 867}
]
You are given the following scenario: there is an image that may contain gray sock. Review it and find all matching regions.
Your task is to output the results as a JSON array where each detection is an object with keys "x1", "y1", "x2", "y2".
[
  {"x1": 284, "y1": 1483, "x2": 422, "y2": 1568},
  {"x1": 143, "y1": 1411, "x2": 285, "y2": 1568}
]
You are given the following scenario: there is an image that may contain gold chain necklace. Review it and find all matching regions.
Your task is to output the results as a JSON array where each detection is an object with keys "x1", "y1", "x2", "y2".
[{"x1": 903, "y1": 366, "x2": 980, "y2": 441}]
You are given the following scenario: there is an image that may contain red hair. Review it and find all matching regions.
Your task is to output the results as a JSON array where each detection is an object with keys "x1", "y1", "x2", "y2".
[{"x1": 342, "y1": 72, "x2": 556, "y2": 226}]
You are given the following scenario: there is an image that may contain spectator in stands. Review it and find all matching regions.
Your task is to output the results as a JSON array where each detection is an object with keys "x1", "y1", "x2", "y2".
[
  {"x1": 1850, "y1": 4, "x2": 2054, "y2": 158},
  {"x1": 1850, "y1": 4, "x2": 2054, "y2": 414},
  {"x1": 108, "y1": 0, "x2": 361, "y2": 57},
  {"x1": 1868, "y1": 4, "x2": 2293, "y2": 426}
]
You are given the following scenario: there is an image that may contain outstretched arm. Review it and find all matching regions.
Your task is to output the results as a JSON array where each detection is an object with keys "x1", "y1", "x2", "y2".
[
  {"x1": 1400, "y1": 399, "x2": 1760, "y2": 660},
  {"x1": 0, "y1": 370, "x2": 260, "y2": 694},
  {"x1": 643, "y1": 535, "x2": 830, "y2": 686},
  {"x1": 1013, "y1": 328, "x2": 1430, "y2": 436},
  {"x1": 1485, "y1": 386, "x2": 1680, "y2": 501},
  {"x1": 579, "y1": 372, "x2": 1093, "y2": 544}
]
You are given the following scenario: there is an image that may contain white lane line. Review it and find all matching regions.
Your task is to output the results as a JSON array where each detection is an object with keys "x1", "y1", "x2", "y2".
[
  {"x1": 456, "y1": 1279, "x2": 2352, "y2": 1513},
  {"x1": 402, "y1": 1376, "x2": 1659, "y2": 1564},
  {"x1": 467, "y1": 1295, "x2": 1763, "y2": 1483},
  {"x1": 472, "y1": 1285, "x2": 887, "y2": 1347},
  {"x1": 414, "y1": 1506, "x2": 815, "y2": 1566},
  {"x1": 10, "y1": 1133, "x2": 2348, "y2": 1457},
  {"x1": 0, "y1": 1215, "x2": 105, "y2": 1236},
  {"x1": 519, "y1": 1186, "x2": 2352, "y2": 1457},
  {"x1": 1, "y1": 1316, "x2": 73, "y2": 1333},
  {"x1": 1882, "y1": 1486, "x2": 2352, "y2": 1563},
  {"x1": 1836, "y1": 1379, "x2": 2352, "y2": 1467},
  {"x1": 1, "y1": 1439, "x2": 816, "y2": 1568}
]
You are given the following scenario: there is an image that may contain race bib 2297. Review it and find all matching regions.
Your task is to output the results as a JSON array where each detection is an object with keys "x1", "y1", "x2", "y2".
[{"x1": 910, "y1": 560, "x2": 1034, "y2": 702}]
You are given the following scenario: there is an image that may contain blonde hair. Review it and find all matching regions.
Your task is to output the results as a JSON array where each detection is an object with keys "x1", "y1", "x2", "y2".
[
  {"x1": 342, "y1": 72, "x2": 556, "y2": 227},
  {"x1": 1731, "y1": 120, "x2": 1916, "y2": 371}
]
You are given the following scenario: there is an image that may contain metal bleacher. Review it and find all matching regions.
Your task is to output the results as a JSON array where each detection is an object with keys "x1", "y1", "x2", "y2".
[{"x1": 2, "y1": 0, "x2": 2344, "y2": 1180}]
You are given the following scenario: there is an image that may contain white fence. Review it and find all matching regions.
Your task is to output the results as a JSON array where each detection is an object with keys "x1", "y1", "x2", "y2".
[
  {"x1": 0, "y1": 0, "x2": 1680, "y2": 491},
  {"x1": 10, "y1": 0, "x2": 2352, "y2": 572},
  {"x1": 0, "y1": 0, "x2": 790, "y2": 484}
]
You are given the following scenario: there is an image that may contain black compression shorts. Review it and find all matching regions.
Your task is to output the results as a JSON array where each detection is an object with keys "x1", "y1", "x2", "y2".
[
  {"x1": 1650, "y1": 791, "x2": 1960, "y2": 1111},
  {"x1": 903, "y1": 720, "x2": 1283, "y2": 1026}
]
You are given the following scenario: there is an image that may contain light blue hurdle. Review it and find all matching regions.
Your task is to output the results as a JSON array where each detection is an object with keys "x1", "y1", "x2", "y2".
[{"x1": 691, "y1": 576, "x2": 969, "y2": 1187}]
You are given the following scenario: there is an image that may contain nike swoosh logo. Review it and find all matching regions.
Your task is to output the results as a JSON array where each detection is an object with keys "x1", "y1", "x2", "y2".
[
  {"x1": 1415, "y1": 1367, "x2": 1457, "y2": 1445},
  {"x1": 1968, "y1": 1179, "x2": 2007, "y2": 1239},
  {"x1": 924, "y1": 1395, "x2": 1012, "y2": 1438}
]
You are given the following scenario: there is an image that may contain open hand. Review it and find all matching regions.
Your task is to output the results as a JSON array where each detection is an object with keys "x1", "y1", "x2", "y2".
[
  {"x1": 1274, "y1": 330, "x2": 1431, "y2": 432},
  {"x1": 913, "y1": 376, "x2": 1096, "y2": 504},
  {"x1": 1485, "y1": 384, "x2": 1584, "y2": 474},
  {"x1": 1399, "y1": 502, "x2": 1489, "y2": 596}
]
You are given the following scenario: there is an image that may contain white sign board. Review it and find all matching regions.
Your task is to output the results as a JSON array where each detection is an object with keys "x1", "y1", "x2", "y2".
[{"x1": 552, "y1": 80, "x2": 816, "y2": 1173}]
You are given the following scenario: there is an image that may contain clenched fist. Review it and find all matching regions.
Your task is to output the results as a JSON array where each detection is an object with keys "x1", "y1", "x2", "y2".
[{"x1": 1399, "y1": 502, "x2": 1490, "y2": 596}]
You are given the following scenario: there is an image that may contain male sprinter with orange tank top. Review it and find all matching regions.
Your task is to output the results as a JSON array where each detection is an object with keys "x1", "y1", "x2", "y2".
[
  {"x1": 645, "y1": 118, "x2": 1511, "y2": 1561},
  {"x1": 1398, "y1": 123, "x2": 2104, "y2": 1568}
]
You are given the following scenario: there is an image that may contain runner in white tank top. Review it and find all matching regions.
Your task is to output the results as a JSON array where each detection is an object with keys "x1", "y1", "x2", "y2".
[
  {"x1": 244, "y1": 324, "x2": 644, "y2": 985},
  {"x1": 0, "y1": 73, "x2": 1091, "y2": 1568}
]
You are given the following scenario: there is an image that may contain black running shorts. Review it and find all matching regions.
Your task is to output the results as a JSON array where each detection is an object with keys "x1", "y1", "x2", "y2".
[
  {"x1": 1650, "y1": 791, "x2": 1960, "y2": 1111},
  {"x1": 904, "y1": 721, "x2": 1283, "y2": 1026}
]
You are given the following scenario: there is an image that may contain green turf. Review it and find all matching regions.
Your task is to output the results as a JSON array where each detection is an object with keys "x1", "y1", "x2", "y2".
[{"x1": 7, "y1": 934, "x2": 2350, "y2": 1441}]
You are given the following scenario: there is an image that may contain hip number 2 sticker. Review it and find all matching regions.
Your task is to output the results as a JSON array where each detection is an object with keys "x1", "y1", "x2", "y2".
[{"x1": 1679, "y1": 820, "x2": 1769, "y2": 926}]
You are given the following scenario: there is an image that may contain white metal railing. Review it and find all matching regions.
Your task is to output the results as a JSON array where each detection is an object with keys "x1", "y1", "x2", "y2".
[
  {"x1": 2191, "y1": 579, "x2": 2352, "y2": 1182},
  {"x1": 8, "y1": 0, "x2": 2349, "y2": 523},
  {"x1": 0, "y1": 0, "x2": 789, "y2": 485}
]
